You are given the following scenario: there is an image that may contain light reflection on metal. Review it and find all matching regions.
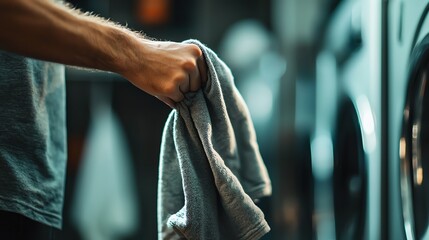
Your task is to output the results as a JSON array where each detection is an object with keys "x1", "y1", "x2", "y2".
[
  {"x1": 420, "y1": 72, "x2": 427, "y2": 97},
  {"x1": 412, "y1": 122, "x2": 422, "y2": 187},
  {"x1": 412, "y1": 124, "x2": 419, "y2": 139},
  {"x1": 400, "y1": 138, "x2": 414, "y2": 240},
  {"x1": 416, "y1": 167, "x2": 423, "y2": 186},
  {"x1": 356, "y1": 96, "x2": 376, "y2": 153},
  {"x1": 404, "y1": 107, "x2": 410, "y2": 120},
  {"x1": 400, "y1": 137, "x2": 406, "y2": 160}
]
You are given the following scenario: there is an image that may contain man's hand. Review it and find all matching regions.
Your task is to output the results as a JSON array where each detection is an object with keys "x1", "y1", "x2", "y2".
[
  {"x1": 120, "y1": 41, "x2": 208, "y2": 108},
  {"x1": 0, "y1": 0, "x2": 208, "y2": 108}
]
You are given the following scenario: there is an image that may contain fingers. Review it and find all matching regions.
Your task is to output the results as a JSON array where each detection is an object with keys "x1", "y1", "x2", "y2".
[
  {"x1": 182, "y1": 53, "x2": 207, "y2": 93},
  {"x1": 197, "y1": 55, "x2": 208, "y2": 86},
  {"x1": 157, "y1": 43, "x2": 208, "y2": 106},
  {"x1": 188, "y1": 64, "x2": 201, "y2": 92},
  {"x1": 170, "y1": 86, "x2": 185, "y2": 103}
]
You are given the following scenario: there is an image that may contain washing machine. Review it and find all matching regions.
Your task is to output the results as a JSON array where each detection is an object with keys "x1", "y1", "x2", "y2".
[
  {"x1": 388, "y1": 0, "x2": 429, "y2": 239},
  {"x1": 312, "y1": 0, "x2": 383, "y2": 239}
]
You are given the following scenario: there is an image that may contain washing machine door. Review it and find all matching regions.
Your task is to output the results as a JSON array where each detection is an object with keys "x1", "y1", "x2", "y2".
[
  {"x1": 400, "y1": 34, "x2": 429, "y2": 240},
  {"x1": 333, "y1": 98, "x2": 367, "y2": 240}
]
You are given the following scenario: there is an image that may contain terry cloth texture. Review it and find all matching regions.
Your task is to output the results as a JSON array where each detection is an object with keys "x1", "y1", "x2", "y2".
[{"x1": 157, "y1": 40, "x2": 272, "y2": 240}]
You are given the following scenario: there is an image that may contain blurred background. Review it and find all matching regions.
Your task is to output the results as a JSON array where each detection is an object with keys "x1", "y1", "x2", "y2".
[{"x1": 60, "y1": 0, "x2": 395, "y2": 239}]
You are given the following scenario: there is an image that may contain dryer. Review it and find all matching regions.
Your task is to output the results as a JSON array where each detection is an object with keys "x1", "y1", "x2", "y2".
[
  {"x1": 388, "y1": 0, "x2": 429, "y2": 239},
  {"x1": 312, "y1": 0, "x2": 383, "y2": 239}
]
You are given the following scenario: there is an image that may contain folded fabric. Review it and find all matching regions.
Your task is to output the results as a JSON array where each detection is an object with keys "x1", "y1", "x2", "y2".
[{"x1": 157, "y1": 39, "x2": 272, "y2": 240}]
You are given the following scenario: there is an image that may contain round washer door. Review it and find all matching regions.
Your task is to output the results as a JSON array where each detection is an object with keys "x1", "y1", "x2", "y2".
[
  {"x1": 333, "y1": 98, "x2": 367, "y2": 240},
  {"x1": 400, "y1": 34, "x2": 429, "y2": 240}
]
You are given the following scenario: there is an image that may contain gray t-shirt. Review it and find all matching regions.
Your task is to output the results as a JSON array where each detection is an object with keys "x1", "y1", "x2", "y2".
[{"x1": 0, "y1": 51, "x2": 67, "y2": 229}]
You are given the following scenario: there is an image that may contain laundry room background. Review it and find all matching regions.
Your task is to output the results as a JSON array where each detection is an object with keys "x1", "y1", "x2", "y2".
[{"x1": 56, "y1": 0, "x2": 401, "y2": 239}]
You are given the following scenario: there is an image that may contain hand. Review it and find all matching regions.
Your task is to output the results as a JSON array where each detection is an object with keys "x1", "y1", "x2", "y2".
[
  {"x1": 121, "y1": 40, "x2": 208, "y2": 108},
  {"x1": 0, "y1": 0, "x2": 207, "y2": 107}
]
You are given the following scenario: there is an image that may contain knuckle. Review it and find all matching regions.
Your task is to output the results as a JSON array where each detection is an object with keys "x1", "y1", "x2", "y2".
[
  {"x1": 189, "y1": 44, "x2": 202, "y2": 56},
  {"x1": 164, "y1": 84, "x2": 176, "y2": 95},
  {"x1": 173, "y1": 72, "x2": 187, "y2": 83},
  {"x1": 181, "y1": 59, "x2": 197, "y2": 71}
]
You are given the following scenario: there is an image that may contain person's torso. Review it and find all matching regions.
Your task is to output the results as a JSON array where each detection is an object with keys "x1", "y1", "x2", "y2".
[{"x1": 0, "y1": 51, "x2": 67, "y2": 228}]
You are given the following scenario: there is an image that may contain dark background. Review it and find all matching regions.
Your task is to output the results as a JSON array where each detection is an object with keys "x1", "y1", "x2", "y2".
[{"x1": 61, "y1": 0, "x2": 344, "y2": 239}]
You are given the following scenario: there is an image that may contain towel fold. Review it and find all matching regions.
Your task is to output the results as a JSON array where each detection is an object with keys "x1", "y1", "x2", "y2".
[{"x1": 157, "y1": 39, "x2": 272, "y2": 240}]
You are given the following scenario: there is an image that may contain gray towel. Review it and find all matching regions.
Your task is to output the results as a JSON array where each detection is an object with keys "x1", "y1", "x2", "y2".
[{"x1": 157, "y1": 40, "x2": 272, "y2": 240}]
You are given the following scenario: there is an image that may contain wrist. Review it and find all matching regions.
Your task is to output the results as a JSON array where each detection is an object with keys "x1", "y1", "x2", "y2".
[
  {"x1": 102, "y1": 27, "x2": 139, "y2": 74},
  {"x1": 112, "y1": 31, "x2": 157, "y2": 80},
  {"x1": 82, "y1": 20, "x2": 145, "y2": 75}
]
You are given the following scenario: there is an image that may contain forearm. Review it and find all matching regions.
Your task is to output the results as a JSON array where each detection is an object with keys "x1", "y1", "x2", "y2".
[
  {"x1": 0, "y1": 0, "x2": 207, "y2": 107},
  {"x1": 0, "y1": 0, "x2": 139, "y2": 73}
]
